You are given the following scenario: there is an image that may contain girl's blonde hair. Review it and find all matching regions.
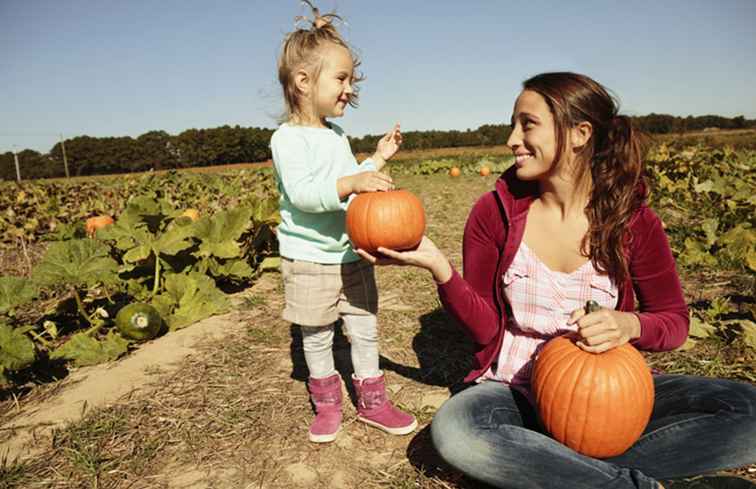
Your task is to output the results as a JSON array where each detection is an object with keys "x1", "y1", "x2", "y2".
[{"x1": 277, "y1": 1, "x2": 364, "y2": 123}]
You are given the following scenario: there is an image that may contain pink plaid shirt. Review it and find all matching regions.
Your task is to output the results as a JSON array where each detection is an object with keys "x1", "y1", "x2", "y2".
[{"x1": 480, "y1": 241, "x2": 618, "y2": 386}]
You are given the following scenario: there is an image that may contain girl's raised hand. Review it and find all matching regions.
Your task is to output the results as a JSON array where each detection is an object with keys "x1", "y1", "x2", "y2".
[
  {"x1": 374, "y1": 123, "x2": 402, "y2": 161},
  {"x1": 567, "y1": 304, "x2": 641, "y2": 353},
  {"x1": 355, "y1": 236, "x2": 453, "y2": 283}
]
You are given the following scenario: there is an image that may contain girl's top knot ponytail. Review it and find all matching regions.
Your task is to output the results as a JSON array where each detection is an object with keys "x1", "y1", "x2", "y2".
[{"x1": 297, "y1": 0, "x2": 342, "y2": 31}]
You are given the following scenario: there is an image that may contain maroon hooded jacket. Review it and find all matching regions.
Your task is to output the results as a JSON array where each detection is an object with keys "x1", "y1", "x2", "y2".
[{"x1": 437, "y1": 166, "x2": 689, "y2": 383}]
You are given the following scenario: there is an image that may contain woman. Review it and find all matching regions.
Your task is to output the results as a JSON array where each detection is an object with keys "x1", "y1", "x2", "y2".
[{"x1": 358, "y1": 72, "x2": 756, "y2": 489}]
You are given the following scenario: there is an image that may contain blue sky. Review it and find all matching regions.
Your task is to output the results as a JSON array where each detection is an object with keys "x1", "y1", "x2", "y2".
[{"x1": 2, "y1": 0, "x2": 755, "y2": 154}]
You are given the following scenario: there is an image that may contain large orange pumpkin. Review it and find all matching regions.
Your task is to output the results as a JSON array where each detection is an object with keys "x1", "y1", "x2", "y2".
[
  {"x1": 532, "y1": 335, "x2": 654, "y2": 458},
  {"x1": 479, "y1": 166, "x2": 491, "y2": 176},
  {"x1": 346, "y1": 190, "x2": 425, "y2": 254},
  {"x1": 449, "y1": 167, "x2": 461, "y2": 177}
]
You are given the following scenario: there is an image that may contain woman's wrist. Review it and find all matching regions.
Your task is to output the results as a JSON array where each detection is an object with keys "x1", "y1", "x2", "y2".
[
  {"x1": 623, "y1": 311, "x2": 642, "y2": 340},
  {"x1": 431, "y1": 259, "x2": 453, "y2": 284}
]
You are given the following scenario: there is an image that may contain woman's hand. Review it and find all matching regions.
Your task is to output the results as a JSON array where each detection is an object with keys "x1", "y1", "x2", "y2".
[
  {"x1": 355, "y1": 236, "x2": 453, "y2": 283},
  {"x1": 568, "y1": 305, "x2": 641, "y2": 353},
  {"x1": 372, "y1": 123, "x2": 402, "y2": 165}
]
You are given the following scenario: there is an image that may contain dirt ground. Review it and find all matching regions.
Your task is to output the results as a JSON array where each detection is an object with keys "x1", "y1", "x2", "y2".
[{"x1": 1, "y1": 174, "x2": 754, "y2": 488}]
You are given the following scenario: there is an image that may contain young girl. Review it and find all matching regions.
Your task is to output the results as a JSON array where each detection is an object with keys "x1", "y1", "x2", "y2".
[
  {"x1": 359, "y1": 72, "x2": 756, "y2": 488},
  {"x1": 270, "y1": 2, "x2": 417, "y2": 443}
]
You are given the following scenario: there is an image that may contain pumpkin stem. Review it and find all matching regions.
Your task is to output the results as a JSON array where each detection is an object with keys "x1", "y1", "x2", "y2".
[{"x1": 585, "y1": 300, "x2": 600, "y2": 314}]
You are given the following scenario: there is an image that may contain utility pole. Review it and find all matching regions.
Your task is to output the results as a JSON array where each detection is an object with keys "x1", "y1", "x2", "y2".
[
  {"x1": 60, "y1": 134, "x2": 70, "y2": 178},
  {"x1": 13, "y1": 149, "x2": 21, "y2": 182}
]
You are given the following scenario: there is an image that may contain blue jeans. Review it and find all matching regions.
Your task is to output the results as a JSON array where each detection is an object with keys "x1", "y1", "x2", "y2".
[{"x1": 431, "y1": 375, "x2": 756, "y2": 489}]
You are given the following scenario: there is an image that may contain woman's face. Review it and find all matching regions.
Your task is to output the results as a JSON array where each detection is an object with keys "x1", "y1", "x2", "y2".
[{"x1": 506, "y1": 89, "x2": 559, "y2": 181}]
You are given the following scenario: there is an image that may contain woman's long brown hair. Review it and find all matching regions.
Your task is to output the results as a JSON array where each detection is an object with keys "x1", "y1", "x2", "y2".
[{"x1": 522, "y1": 72, "x2": 648, "y2": 286}]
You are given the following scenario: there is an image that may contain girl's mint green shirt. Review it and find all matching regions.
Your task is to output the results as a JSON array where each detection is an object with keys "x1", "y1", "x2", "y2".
[{"x1": 270, "y1": 122, "x2": 377, "y2": 264}]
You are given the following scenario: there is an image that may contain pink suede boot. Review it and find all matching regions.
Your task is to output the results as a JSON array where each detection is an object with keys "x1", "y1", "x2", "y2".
[
  {"x1": 307, "y1": 374, "x2": 342, "y2": 443},
  {"x1": 352, "y1": 372, "x2": 417, "y2": 435}
]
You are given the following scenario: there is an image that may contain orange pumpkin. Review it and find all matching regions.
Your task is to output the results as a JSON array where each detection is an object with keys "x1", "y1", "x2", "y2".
[
  {"x1": 449, "y1": 167, "x2": 461, "y2": 177},
  {"x1": 346, "y1": 189, "x2": 425, "y2": 254},
  {"x1": 85, "y1": 215, "x2": 114, "y2": 237},
  {"x1": 479, "y1": 166, "x2": 491, "y2": 176},
  {"x1": 532, "y1": 336, "x2": 654, "y2": 458}
]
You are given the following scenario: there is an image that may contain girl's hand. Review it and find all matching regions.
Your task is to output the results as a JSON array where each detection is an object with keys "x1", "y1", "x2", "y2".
[
  {"x1": 373, "y1": 123, "x2": 402, "y2": 163},
  {"x1": 355, "y1": 236, "x2": 453, "y2": 283},
  {"x1": 339, "y1": 171, "x2": 394, "y2": 198},
  {"x1": 568, "y1": 305, "x2": 641, "y2": 353}
]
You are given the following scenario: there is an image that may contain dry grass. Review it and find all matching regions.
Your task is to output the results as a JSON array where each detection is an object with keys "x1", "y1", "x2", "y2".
[{"x1": 2, "y1": 172, "x2": 754, "y2": 488}]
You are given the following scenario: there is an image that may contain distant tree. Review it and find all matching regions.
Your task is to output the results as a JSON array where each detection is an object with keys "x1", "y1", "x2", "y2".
[
  {"x1": 135, "y1": 130, "x2": 178, "y2": 171},
  {"x1": 0, "y1": 152, "x2": 16, "y2": 181}
]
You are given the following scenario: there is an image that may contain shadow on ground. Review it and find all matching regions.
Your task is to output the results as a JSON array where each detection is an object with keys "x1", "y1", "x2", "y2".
[
  {"x1": 288, "y1": 308, "x2": 475, "y2": 396},
  {"x1": 406, "y1": 424, "x2": 496, "y2": 489}
]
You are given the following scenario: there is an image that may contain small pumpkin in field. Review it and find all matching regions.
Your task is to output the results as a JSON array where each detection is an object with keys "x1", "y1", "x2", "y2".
[
  {"x1": 531, "y1": 305, "x2": 654, "y2": 458},
  {"x1": 479, "y1": 166, "x2": 491, "y2": 176},
  {"x1": 180, "y1": 208, "x2": 200, "y2": 221},
  {"x1": 115, "y1": 303, "x2": 162, "y2": 341},
  {"x1": 346, "y1": 189, "x2": 425, "y2": 254},
  {"x1": 85, "y1": 215, "x2": 114, "y2": 237},
  {"x1": 449, "y1": 167, "x2": 461, "y2": 177}
]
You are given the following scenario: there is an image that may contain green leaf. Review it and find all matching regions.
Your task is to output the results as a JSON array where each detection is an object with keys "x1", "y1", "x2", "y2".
[
  {"x1": 689, "y1": 315, "x2": 716, "y2": 339},
  {"x1": 32, "y1": 239, "x2": 119, "y2": 288},
  {"x1": 153, "y1": 225, "x2": 194, "y2": 256},
  {"x1": 700, "y1": 218, "x2": 719, "y2": 247},
  {"x1": 693, "y1": 179, "x2": 714, "y2": 193},
  {"x1": 675, "y1": 337, "x2": 697, "y2": 351},
  {"x1": 706, "y1": 297, "x2": 732, "y2": 320},
  {"x1": 0, "y1": 322, "x2": 36, "y2": 371},
  {"x1": 192, "y1": 207, "x2": 254, "y2": 259},
  {"x1": 740, "y1": 320, "x2": 756, "y2": 350},
  {"x1": 0, "y1": 276, "x2": 38, "y2": 315},
  {"x1": 207, "y1": 258, "x2": 254, "y2": 280},
  {"x1": 153, "y1": 272, "x2": 231, "y2": 331},
  {"x1": 747, "y1": 248, "x2": 756, "y2": 273},
  {"x1": 259, "y1": 256, "x2": 281, "y2": 272},
  {"x1": 50, "y1": 329, "x2": 129, "y2": 367},
  {"x1": 679, "y1": 238, "x2": 717, "y2": 268},
  {"x1": 123, "y1": 243, "x2": 152, "y2": 264},
  {"x1": 719, "y1": 225, "x2": 755, "y2": 266},
  {"x1": 97, "y1": 208, "x2": 144, "y2": 249}
]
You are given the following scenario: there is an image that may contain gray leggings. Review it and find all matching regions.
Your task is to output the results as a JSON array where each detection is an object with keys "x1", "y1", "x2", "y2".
[{"x1": 301, "y1": 314, "x2": 379, "y2": 380}]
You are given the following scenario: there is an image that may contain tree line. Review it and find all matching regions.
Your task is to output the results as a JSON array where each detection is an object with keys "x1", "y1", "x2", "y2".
[{"x1": 2, "y1": 114, "x2": 755, "y2": 180}]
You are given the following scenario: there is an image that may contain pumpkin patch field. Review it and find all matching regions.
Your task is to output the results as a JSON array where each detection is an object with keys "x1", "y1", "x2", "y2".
[{"x1": 0, "y1": 143, "x2": 754, "y2": 487}]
